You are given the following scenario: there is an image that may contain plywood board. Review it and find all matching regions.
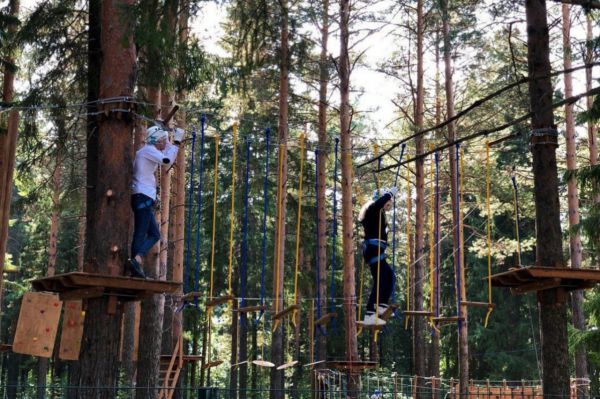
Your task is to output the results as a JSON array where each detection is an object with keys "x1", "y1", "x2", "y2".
[
  {"x1": 13, "y1": 292, "x2": 62, "y2": 358},
  {"x1": 58, "y1": 300, "x2": 85, "y2": 360}
]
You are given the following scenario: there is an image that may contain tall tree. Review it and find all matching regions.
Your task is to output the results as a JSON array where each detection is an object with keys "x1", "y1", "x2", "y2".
[
  {"x1": 525, "y1": 1, "x2": 569, "y2": 398},
  {"x1": 562, "y1": 4, "x2": 589, "y2": 397},
  {"x1": 77, "y1": 0, "x2": 137, "y2": 397},
  {"x1": 271, "y1": 1, "x2": 289, "y2": 397},
  {"x1": 0, "y1": 0, "x2": 20, "y2": 315},
  {"x1": 316, "y1": 0, "x2": 330, "y2": 362},
  {"x1": 339, "y1": 0, "x2": 359, "y2": 397}
]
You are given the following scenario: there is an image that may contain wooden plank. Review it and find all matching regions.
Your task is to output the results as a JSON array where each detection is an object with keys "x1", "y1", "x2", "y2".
[
  {"x1": 273, "y1": 304, "x2": 300, "y2": 320},
  {"x1": 356, "y1": 321, "x2": 385, "y2": 329},
  {"x1": 206, "y1": 295, "x2": 234, "y2": 308},
  {"x1": 13, "y1": 292, "x2": 62, "y2": 358},
  {"x1": 59, "y1": 287, "x2": 105, "y2": 301},
  {"x1": 182, "y1": 291, "x2": 202, "y2": 301},
  {"x1": 462, "y1": 301, "x2": 494, "y2": 308},
  {"x1": 326, "y1": 360, "x2": 377, "y2": 371},
  {"x1": 59, "y1": 300, "x2": 85, "y2": 360},
  {"x1": 315, "y1": 312, "x2": 337, "y2": 325},
  {"x1": 403, "y1": 310, "x2": 433, "y2": 316},
  {"x1": 236, "y1": 305, "x2": 266, "y2": 313},
  {"x1": 511, "y1": 278, "x2": 561, "y2": 294},
  {"x1": 432, "y1": 316, "x2": 465, "y2": 326},
  {"x1": 202, "y1": 360, "x2": 224, "y2": 369}
]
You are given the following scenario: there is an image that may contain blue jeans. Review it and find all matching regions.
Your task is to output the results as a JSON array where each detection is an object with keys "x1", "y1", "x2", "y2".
[
  {"x1": 131, "y1": 194, "x2": 160, "y2": 258},
  {"x1": 363, "y1": 243, "x2": 394, "y2": 312}
]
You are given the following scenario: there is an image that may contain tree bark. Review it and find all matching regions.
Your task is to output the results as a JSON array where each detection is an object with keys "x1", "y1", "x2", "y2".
[
  {"x1": 525, "y1": 2, "x2": 569, "y2": 398},
  {"x1": 0, "y1": 0, "x2": 20, "y2": 316},
  {"x1": 339, "y1": 0, "x2": 359, "y2": 397},
  {"x1": 562, "y1": 5, "x2": 589, "y2": 397},
  {"x1": 316, "y1": 0, "x2": 330, "y2": 363},
  {"x1": 270, "y1": 1, "x2": 289, "y2": 398},
  {"x1": 77, "y1": 0, "x2": 136, "y2": 396},
  {"x1": 412, "y1": 1, "x2": 427, "y2": 396}
]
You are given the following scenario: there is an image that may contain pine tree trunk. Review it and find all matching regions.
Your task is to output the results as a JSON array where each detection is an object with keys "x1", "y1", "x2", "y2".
[
  {"x1": 525, "y1": 2, "x2": 569, "y2": 398},
  {"x1": 77, "y1": 0, "x2": 137, "y2": 396},
  {"x1": 316, "y1": 0, "x2": 330, "y2": 363},
  {"x1": 339, "y1": 0, "x2": 359, "y2": 397},
  {"x1": 562, "y1": 5, "x2": 589, "y2": 397},
  {"x1": 412, "y1": 1, "x2": 427, "y2": 395},
  {"x1": 230, "y1": 299, "x2": 239, "y2": 399},
  {"x1": 270, "y1": 1, "x2": 289, "y2": 398},
  {"x1": 0, "y1": 0, "x2": 20, "y2": 313}
]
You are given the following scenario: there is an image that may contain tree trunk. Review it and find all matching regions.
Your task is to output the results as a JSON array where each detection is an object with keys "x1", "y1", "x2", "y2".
[
  {"x1": 270, "y1": 1, "x2": 289, "y2": 398},
  {"x1": 316, "y1": 0, "x2": 330, "y2": 363},
  {"x1": 562, "y1": 5, "x2": 589, "y2": 397},
  {"x1": 230, "y1": 300, "x2": 239, "y2": 399},
  {"x1": 0, "y1": 0, "x2": 20, "y2": 315},
  {"x1": 525, "y1": 2, "x2": 569, "y2": 398},
  {"x1": 77, "y1": 0, "x2": 136, "y2": 396},
  {"x1": 412, "y1": 1, "x2": 427, "y2": 396},
  {"x1": 339, "y1": 0, "x2": 359, "y2": 397}
]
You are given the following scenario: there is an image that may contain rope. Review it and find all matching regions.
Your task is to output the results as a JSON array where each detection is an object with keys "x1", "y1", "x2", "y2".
[
  {"x1": 184, "y1": 126, "x2": 197, "y2": 295},
  {"x1": 273, "y1": 142, "x2": 286, "y2": 332},
  {"x1": 314, "y1": 148, "x2": 327, "y2": 337},
  {"x1": 209, "y1": 135, "x2": 220, "y2": 303},
  {"x1": 194, "y1": 116, "x2": 207, "y2": 305},
  {"x1": 511, "y1": 170, "x2": 522, "y2": 267},
  {"x1": 240, "y1": 137, "x2": 251, "y2": 321},
  {"x1": 329, "y1": 138, "x2": 339, "y2": 331},
  {"x1": 292, "y1": 133, "x2": 306, "y2": 325},
  {"x1": 404, "y1": 168, "x2": 412, "y2": 330},
  {"x1": 257, "y1": 128, "x2": 270, "y2": 325},
  {"x1": 434, "y1": 152, "x2": 440, "y2": 320},
  {"x1": 455, "y1": 143, "x2": 463, "y2": 332},
  {"x1": 227, "y1": 123, "x2": 239, "y2": 296},
  {"x1": 484, "y1": 143, "x2": 494, "y2": 327},
  {"x1": 391, "y1": 144, "x2": 406, "y2": 308},
  {"x1": 428, "y1": 150, "x2": 437, "y2": 332}
]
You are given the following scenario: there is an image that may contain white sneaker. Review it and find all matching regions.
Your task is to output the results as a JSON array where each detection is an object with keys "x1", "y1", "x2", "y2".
[
  {"x1": 361, "y1": 312, "x2": 386, "y2": 326},
  {"x1": 376, "y1": 304, "x2": 389, "y2": 316}
]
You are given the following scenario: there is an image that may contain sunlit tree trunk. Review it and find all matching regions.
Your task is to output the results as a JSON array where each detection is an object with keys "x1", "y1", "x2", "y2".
[{"x1": 525, "y1": 1, "x2": 569, "y2": 398}]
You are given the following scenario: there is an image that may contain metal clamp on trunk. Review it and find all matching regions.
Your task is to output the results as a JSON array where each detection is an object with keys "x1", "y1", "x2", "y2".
[{"x1": 528, "y1": 127, "x2": 559, "y2": 148}]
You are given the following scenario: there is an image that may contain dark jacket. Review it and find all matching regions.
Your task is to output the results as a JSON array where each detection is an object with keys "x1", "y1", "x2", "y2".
[{"x1": 360, "y1": 193, "x2": 392, "y2": 242}]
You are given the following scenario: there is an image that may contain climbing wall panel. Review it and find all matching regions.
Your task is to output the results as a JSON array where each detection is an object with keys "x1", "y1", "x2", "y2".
[
  {"x1": 59, "y1": 300, "x2": 85, "y2": 360},
  {"x1": 13, "y1": 292, "x2": 62, "y2": 358}
]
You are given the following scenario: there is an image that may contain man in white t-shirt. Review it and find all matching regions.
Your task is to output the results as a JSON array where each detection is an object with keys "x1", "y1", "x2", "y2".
[{"x1": 128, "y1": 125, "x2": 185, "y2": 278}]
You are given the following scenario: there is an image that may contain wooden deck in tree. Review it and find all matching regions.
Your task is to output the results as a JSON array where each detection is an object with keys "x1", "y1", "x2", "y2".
[
  {"x1": 326, "y1": 360, "x2": 377, "y2": 371},
  {"x1": 160, "y1": 354, "x2": 202, "y2": 363},
  {"x1": 30, "y1": 272, "x2": 180, "y2": 301},
  {"x1": 490, "y1": 266, "x2": 600, "y2": 294}
]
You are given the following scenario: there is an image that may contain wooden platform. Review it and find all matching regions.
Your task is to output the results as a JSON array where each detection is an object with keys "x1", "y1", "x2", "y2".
[
  {"x1": 30, "y1": 272, "x2": 180, "y2": 302},
  {"x1": 490, "y1": 266, "x2": 600, "y2": 294},
  {"x1": 160, "y1": 354, "x2": 202, "y2": 363},
  {"x1": 326, "y1": 360, "x2": 377, "y2": 371}
]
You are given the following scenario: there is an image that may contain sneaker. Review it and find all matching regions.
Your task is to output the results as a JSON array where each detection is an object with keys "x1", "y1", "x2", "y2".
[
  {"x1": 376, "y1": 304, "x2": 389, "y2": 316},
  {"x1": 361, "y1": 312, "x2": 386, "y2": 326},
  {"x1": 127, "y1": 258, "x2": 147, "y2": 279}
]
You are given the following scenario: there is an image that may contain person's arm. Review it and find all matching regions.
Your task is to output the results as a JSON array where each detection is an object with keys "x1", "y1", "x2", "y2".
[{"x1": 371, "y1": 192, "x2": 392, "y2": 211}]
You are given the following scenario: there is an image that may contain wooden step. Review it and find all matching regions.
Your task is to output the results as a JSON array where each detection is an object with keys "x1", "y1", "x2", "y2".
[
  {"x1": 202, "y1": 360, "x2": 223, "y2": 369},
  {"x1": 273, "y1": 304, "x2": 300, "y2": 320},
  {"x1": 403, "y1": 310, "x2": 433, "y2": 316},
  {"x1": 431, "y1": 316, "x2": 465, "y2": 326},
  {"x1": 206, "y1": 295, "x2": 234, "y2": 307},
  {"x1": 237, "y1": 304, "x2": 266, "y2": 313},
  {"x1": 314, "y1": 312, "x2": 337, "y2": 326},
  {"x1": 462, "y1": 301, "x2": 494, "y2": 308}
]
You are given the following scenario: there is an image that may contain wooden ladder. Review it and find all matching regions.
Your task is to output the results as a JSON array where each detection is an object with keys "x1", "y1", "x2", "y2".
[{"x1": 158, "y1": 335, "x2": 184, "y2": 399}]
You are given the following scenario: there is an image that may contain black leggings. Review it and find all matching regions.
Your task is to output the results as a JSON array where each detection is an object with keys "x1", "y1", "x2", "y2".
[{"x1": 363, "y1": 245, "x2": 394, "y2": 312}]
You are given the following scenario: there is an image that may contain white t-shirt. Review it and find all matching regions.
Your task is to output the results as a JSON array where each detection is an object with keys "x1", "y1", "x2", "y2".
[{"x1": 132, "y1": 142, "x2": 179, "y2": 200}]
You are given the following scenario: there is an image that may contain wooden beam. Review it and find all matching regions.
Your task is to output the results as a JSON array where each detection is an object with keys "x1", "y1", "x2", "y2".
[
  {"x1": 236, "y1": 305, "x2": 266, "y2": 313},
  {"x1": 59, "y1": 287, "x2": 105, "y2": 301},
  {"x1": 314, "y1": 312, "x2": 337, "y2": 325},
  {"x1": 511, "y1": 278, "x2": 562, "y2": 295},
  {"x1": 206, "y1": 295, "x2": 234, "y2": 308},
  {"x1": 550, "y1": 0, "x2": 600, "y2": 9},
  {"x1": 403, "y1": 310, "x2": 433, "y2": 316},
  {"x1": 462, "y1": 301, "x2": 494, "y2": 308},
  {"x1": 273, "y1": 304, "x2": 300, "y2": 320}
]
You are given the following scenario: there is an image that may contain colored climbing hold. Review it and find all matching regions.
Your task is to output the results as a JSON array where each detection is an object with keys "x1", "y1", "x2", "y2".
[
  {"x1": 81, "y1": 311, "x2": 86, "y2": 316},
  {"x1": 33, "y1": 337, "x2": 38, "y2": 342}
]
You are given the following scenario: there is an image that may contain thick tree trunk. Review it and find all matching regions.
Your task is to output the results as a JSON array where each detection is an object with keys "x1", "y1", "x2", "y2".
[
  {"x1": 339, "y1": 0, "x2": 359, "y2": 397},
  {"x1": 562, "y1": 5, "x2": 589, "y2": 397},
  {"x1": 77, "y1": 0, "x2": 136, "y2": 397},
  {"x1": 316, "y1": 0, "x2": 330, "y2": 363},
  {"x1": 412, "y1": 1, "x2": 427, "y2": 396},
  {"x1": 0, "y1": 0, "x2": 20, "y2": 314},
  {"x1": 525, "y1": 2, "x2": 569, "y2": 398},
  {"x1": 270, "y1": 1, "x2": 289, "y2": 398},
  {"x1": 586, "y1": 14, "x2": 598, "y2": 169},
  {"x1": 230, "y1": 300, "x2": 239, "y2": 399}
]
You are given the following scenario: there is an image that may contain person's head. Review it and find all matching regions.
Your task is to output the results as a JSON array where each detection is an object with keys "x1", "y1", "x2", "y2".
[
  {"x1": 146, "y1": 125, "x2": 168, "y2": 150},
  {"x1": 373, "y1": 188, "x2": 393, "y2": 211},
  {"x1": 374, "y1": 389, "x2": 381, "y2": 396}
]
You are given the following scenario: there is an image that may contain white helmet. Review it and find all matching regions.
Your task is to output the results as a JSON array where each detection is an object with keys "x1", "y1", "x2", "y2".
[{"x1": 146, "y1": 125, "x2": 168, "y2": 144}]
